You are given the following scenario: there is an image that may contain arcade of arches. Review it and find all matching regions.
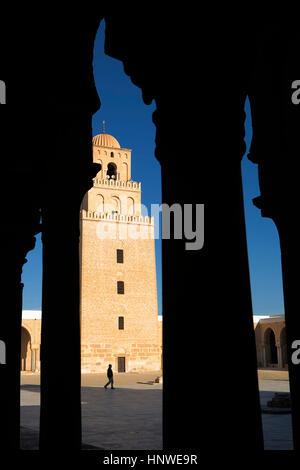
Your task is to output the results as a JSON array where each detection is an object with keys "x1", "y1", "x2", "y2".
[
  {"x1": 254, "y1": 315, "x2": 288, "y2": 369},
  {"x1": 20, "y1": 312, "x2": 286, "y2": 374},
  {"x1": 21, "y1": 312, "x2": 41, "y2": 372},
  {"x1": 20, "y1": 311, "x2": 162, "y2": 373}
]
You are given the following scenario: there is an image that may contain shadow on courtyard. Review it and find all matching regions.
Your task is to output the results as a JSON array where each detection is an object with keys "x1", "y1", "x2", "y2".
[
  {"x1": 21, "y1": 385, "x2": 40, "y2": 393},
  {"x1": 20, "y1": 383, "x2": 293, "y2": 450},
  {"x1": 258, "y1": 390, "x2": 293, "y2": 450},
  {"x1": 20, "y1": 385, "x2": 162, "y2": 450}
]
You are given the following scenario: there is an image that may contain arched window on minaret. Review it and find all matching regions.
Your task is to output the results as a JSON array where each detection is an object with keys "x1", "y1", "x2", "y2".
[
  {"x1": 96, "y1": 194, "x2": 104, "y2": 213},
  {"x1": 96, "y1": 160, "x2": 102, "y2": 179},
  {"x1": 127, "y1": 197, "x2": 135, "y2": 216},
  {"x1": 111, "y1": 196, "x2": 121, "y2": 214},
  {"x1": 123, "y1": 162, "x2": 128, "y2": 181},
  {"x1": 107, "y1": 162, "x2": 117, "y2": 180},
  {"x1": 110, "y1": 151, "x2": 114, "y2": 158}
]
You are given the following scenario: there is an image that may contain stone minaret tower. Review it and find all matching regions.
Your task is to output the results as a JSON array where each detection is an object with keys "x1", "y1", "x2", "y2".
[{"x1": 80, "y1": 124, "x2": 161, "y2": 373}]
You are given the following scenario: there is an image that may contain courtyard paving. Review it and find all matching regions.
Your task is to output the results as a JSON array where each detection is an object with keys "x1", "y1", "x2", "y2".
[
  {"x1": 21, "y1": 372, "x2": 163, "y2": 450},
  {"x1": 259, "y1": 379, "x2": 293, "y2": 450},
  {"x1": 20, "y1": 370, "x2": 294, "y2": 451}
]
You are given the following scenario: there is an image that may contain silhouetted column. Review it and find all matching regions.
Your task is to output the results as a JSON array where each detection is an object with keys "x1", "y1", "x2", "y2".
[
  {"x1": 0, "y1": 272, "x2": 23, "y2": 451},
  {"x1": 39, "y1": 209, "x2": 82, "y2": 450},
  {"x1": 275, "y1": 220, "x2": 300, "y2": 448},
  {"x1": 104, "y1": 15, "x2": 264, "y2": 453},
  {"x1": 38, "y1": 111, "x2": 100, "y2": 452},
  {"x1": 248, "y1": 23, "x2": 300, "y2": 449},
  {"x1": 0, "y1": 231, "x2": 38, "y2": 452},
  {"x1": 0, "y1": 9, "x2": 101, "y2": 455}
]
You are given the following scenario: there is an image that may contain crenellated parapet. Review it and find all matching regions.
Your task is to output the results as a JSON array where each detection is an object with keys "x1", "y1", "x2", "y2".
[
  {"x1": 93, "y1": 178, "x2": 141, "y2": 191},
  {"x1": 81, "y1": 209, "x2": 153, "y2": 225}
]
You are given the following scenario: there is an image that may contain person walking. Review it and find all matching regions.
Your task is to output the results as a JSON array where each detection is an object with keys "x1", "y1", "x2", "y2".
[{"x1": 104, "y1": 364, "x2": 115, "y2": 389}]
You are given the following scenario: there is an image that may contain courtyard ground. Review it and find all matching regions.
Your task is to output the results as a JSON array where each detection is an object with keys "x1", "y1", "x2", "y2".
[
  {"x1": 20, "y1": 369, "x2": 293, "y2": 450},
  {"x1": 21, "y1": 371, "x2": 163, "y2": 450}
]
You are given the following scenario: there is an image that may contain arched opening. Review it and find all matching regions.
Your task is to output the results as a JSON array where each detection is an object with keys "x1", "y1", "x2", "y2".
[
  {"x1": 242, "y1": 96, "x2": 291, "y2": 445},
  {"x1": 96, "y1": 159, "x2": 102, "y2": 178},
  {"x1": 106, "y1": 162, "x2": 117, "y2": 180},
  {"x1": 264, "y1": 328, "x2": 278, "y2": 366},
  {"x1": 96, "y1": 193, "x2": 104, "y2": 213},
  {"x1": 111, "y1": 196, "x2": 121, "y2": 214},
  {"x1": 280, "y1": 327, "x2": 288, "y2": 368},
  {"x1": 242, "y1": 98, "x2": 285, "y2": 318},
  {"x1": 127, "y1": 197, "x2": 135, "y2": 216},
  {"x1": 123, "y1": 161, "x2": 128, "y2": 181},
  {"x1": 21, "y1": 327, "x2": 32, "y2": 371},
  {"x1": 20, "y1": 232, "x2": 42, "y2": 449},
  {"x1": 78, "y1": 19, "x2": 163, "y2": 450}
]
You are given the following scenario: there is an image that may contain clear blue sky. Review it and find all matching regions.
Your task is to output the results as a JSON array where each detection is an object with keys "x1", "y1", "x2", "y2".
[
  {"x1": 242, "y1": 98, "x2": 284, "y2": 315},
  {"x1": 21, "y1": 21, "x2": 284, "y2": 317}
]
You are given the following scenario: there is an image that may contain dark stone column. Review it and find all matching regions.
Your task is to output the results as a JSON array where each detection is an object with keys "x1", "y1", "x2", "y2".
[
  {"x1": 39, "y1": 209, "x2": 82, "y2": 450},
  {"x1": 248, "y1": 23, "x2": 300, "y2": 449},
  {"x1": 276, "y1": 220, "x2": 300, "y2": 448},
  {"x1": 104, "y1": 14, "x2": 264, "y2": 452},
  {"x1": 0, "y1": 77, "x2": 42, "y2": 451},
  {"x1": 155, "y1": 94, "x2": 263, "y2": 451},
  {"x1": 39, "y1": 111, "x2": 100, "y2": 451},
  {"x1": 0, "y1": 230, "x2": 39, "y2": 452},
  {"x1": 32, "y1": 12, "x2": 102, "y2": 452},
  {"x1": 0, "y1": 263, "x2": 23, "y2": 452}
]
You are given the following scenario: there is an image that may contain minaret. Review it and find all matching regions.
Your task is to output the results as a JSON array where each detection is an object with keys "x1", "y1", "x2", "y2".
[
  {"x1": 80, "y1": 125, "x2": 160, "y2": 373},
  {"x1": 81, "y1": 123, "x2": 140, "y2": 216}
]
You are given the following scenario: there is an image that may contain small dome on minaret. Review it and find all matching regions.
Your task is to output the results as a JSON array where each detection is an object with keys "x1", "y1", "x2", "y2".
[{"x1": 92, "y1": 120, "x2": 121, "y2": 148}]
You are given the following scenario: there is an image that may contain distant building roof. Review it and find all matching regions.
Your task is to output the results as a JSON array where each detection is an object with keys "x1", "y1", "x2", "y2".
[
  {"x1": 253, "y1": 314, "x2": 284, "y2": 324},
  {"x1": 22, "y1": 310, "x2": 42, "y2": 320},
  {"x1": 253, "y1": 315, "x2": 270, "y2": 322}
]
